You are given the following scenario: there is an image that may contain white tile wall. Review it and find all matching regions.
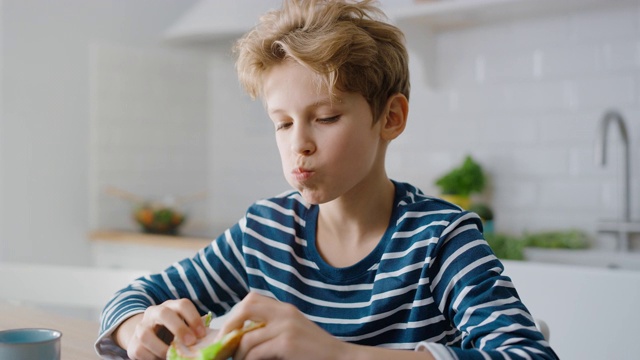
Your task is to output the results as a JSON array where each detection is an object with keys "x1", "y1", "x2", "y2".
[
  {"x1": 90, "y1": 44, "x2": 211, "y2": 237},
  {"x1": 188, "y1": 2, "x2": 640, "y2": 249},
  {"x1": 395, "y1": 2, "x2": 640, "y2": 247},
  {"x1": 206, "y1": 50, "x2": 289, "y2": 231}
]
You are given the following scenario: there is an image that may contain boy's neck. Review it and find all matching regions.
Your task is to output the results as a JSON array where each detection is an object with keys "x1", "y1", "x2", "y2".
[{"x1": 315, "y1": 177, "x2": 395, "y2": 267}]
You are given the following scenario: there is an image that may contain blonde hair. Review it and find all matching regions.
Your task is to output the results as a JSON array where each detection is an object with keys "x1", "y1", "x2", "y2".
[{"x1": 233, "y1": 0, "x2": 410, "y2": 122}]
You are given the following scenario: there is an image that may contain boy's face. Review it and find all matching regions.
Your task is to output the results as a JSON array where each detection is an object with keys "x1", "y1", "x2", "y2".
[{"x1": 263, "y1": 60, "x2": 386, "y2": 205}]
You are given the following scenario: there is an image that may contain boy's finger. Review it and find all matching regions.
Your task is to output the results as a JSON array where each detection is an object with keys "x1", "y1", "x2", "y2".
[
  {"x1": 165, "y1": 299, "x2": 207, "y2": 339},
  {"x1": 214, "y1": 294, "x2": 273, "y2": 340},
  {"x1": 156, "y1": 311, "x2": 197, "y2": 345},
  {"x1": 182, "y1": 311, "x2": 206, "y2": 338}
]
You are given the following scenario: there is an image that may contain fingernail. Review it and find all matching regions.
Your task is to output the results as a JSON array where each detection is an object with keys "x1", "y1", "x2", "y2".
[{"x1": 183, "y1": 333, "x2": 196, "y2": 345}]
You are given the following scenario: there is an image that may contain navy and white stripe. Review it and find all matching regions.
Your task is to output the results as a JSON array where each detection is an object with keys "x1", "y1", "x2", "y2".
[{"x1": 96, "y1": 181, "x2": 557, "y2": 359}]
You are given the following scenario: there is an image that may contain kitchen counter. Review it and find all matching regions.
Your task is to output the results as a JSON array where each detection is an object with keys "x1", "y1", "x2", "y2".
[
  {"x1": 89, "y1": 230, "x2": 212, "y2": 250},
  {"x1": 89, "y1": 230, "x2": 213, "y2": 272},
  {"x1": 502, "y1": 260, "x2": 640, "y2": 359},
  {"x1": 523, "y1": 247, "x2": 640, "y2": 271}
]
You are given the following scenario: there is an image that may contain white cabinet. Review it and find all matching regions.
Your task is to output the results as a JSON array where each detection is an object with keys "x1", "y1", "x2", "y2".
[
  {"x1": 163, "y1": 0, "x2": 282, "y2": 44},
  {"x1": 90, "y1": 231, "x2": 212, "y2": 273},
  {"x1": 390, "y1": 0, "x2": 635, "y2": 31}
]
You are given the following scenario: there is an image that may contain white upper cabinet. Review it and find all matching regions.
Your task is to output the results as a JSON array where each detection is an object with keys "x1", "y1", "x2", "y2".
[
  {"x1": 389, "y1": 0, "x2": 639, "y2": 32},
  {"x1": 163, "y1": 0, "x2": 282, "y2": 44},
  {"x1": 166, "y1": 0, "x2": 639, "y2": 43}
]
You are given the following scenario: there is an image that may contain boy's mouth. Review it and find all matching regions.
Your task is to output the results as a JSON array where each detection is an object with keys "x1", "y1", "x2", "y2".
[{"x1": 292, "y1": 167, "x2": 314, "y2": 181}]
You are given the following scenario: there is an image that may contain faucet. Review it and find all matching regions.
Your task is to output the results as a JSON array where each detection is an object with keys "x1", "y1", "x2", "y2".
[{"x1": 595, "y1": 110, "x2": 630, "y2": 250}]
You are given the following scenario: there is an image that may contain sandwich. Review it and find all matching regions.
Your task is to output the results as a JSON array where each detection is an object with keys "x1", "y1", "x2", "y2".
[{"x1": 167, "y1": 313, "x2": 265, "y2": 360}]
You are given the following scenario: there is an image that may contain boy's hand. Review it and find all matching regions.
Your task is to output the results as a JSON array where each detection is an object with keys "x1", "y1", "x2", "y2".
[
  {"x1": 114, "y1": 298, "x2": 207, "y2": 360},
  {"x1": 217, "y1": 292, "x2": 348, "y2": 360}
]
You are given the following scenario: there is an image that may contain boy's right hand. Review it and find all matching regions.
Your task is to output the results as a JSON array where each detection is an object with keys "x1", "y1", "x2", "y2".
[{"x1": 113, "y1": 298, "x2": 207, "y2": 360}]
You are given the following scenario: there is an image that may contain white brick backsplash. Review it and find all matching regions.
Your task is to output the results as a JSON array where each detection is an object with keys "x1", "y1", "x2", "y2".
[
  {"x1": 503, "y1": 80, "x2": 567, "y2": 112},
  {"x1": 537, "y1": 112, "x2": 598, "y2": 145},
  {"x1": 602, "y1": 41, "x2": 640, "y2": 71},
  {"x1": 484, "y1": 50, "x2": 536, "y2": 83},
  {"x1": 491, "y1": 179, "x2": 538, "y2": 209},
  {"x1": 570, "y1": 75, "x2": 636, "y2": 110},
  {"x1": 600, "y1": 180, "x2": 624, "y2": 218},
  {"x1": 453, "y1": 84, "x2": 510, "y2": 113},
  {"x1": 400, "y1": 2, "x2": 640, "y2": 240},
  {"x1": 537, "y1": 180, "x2": 600, "y2": 210},
  {"x1": 476, "y1": 115, "x2": 538, "y2": 145},
  {"x1": 569, "y1": 147, "x2": 616, "y2": 177},
  {"x1": 536, "y1": 43, "x2": 602, "y2": 79},
  {"x1": 569, "y1": 5, "x2": 639, "y2": 42},
  {"x1": 436, "y1": 48, "x2": 477, "y2": 87},
  {"x1": 510, "y1": 15, "x2": 571, "y2": 49},
  {"x1": 436, "y1": 24, "x2": 512, "y2": 58},
  {"x1": 407, "y1": 113, "x2": 481, "y2": 149},
  {"x1": 511, "y1": 148, "x2": 570, "y2": 176}
]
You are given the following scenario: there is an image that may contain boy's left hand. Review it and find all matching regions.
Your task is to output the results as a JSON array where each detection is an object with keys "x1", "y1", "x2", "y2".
[{"x1": 216, "y1": 292, "x2": 348, "y2": 360}]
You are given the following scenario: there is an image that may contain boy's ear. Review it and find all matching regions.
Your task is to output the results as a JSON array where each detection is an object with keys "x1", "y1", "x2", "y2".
[{"x1": 379, "y1": 93, "x2": 408, "y2": 141}]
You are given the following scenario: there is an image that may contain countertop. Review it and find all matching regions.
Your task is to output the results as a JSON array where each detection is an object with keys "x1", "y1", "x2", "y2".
[{"x1": 89, "y1": 230, "x2": 212, "y2": 250}]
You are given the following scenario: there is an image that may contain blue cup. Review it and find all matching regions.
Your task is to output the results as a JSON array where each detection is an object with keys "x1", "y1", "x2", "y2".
[{"x1": 0, "y1": 328, "x2": 61, "y2": 360}]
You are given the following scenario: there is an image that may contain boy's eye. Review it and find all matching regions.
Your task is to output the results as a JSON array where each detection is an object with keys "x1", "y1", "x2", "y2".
[
  {"x1": 318, "y1": 115, "x2": 340, "y2": 123},
  {"x1": 275, "y1": 122, "x2": 292, "y2": 131}
]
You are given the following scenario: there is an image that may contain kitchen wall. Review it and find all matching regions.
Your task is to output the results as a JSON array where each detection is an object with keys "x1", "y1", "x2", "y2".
[
  {"x1": 394, "y1": 2, "x2": 640, "y2": 249},
  {"x1": 0, "y1": 1, "x2": 4, "y2": 261},
  {"x1": 2, "y1": 0, "x2": 640, "y2": 266},
  {"x1": 0, "y1": 0, "x2": 199, "y2": 264},
  {"x1": 90, "y1": 43, "x2": 211, "y2": 237},
  {"x1": 203, "y1": 1, "x2": 640, "y2": 251}
]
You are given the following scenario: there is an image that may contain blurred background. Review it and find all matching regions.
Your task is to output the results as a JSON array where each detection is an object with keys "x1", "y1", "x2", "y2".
[
  {"x1": 1, "y1": 0, "x2": 640, "y2": 263},
  {"x1": 0, "y1": 0, "x2": 640, "y2": 264},
  {"x1": 2, "y1": 1, "x2": 640, "y2": 358},
  {"x1": 1, "y1": 0, "x2": 640, "y2": 265}
]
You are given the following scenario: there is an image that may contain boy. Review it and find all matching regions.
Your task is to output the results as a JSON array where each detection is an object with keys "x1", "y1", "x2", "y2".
[{"x1": 96, "y1": 1, "x2": 558, "y2": 359}]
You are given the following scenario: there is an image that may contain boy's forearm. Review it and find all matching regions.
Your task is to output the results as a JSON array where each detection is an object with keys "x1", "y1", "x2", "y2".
[
  {"x1": 345, "y1": 343, "x2": 435, "y2": 360},
  {"x1": 112, "y1": 313, "x2": 143, "y2": 350}
]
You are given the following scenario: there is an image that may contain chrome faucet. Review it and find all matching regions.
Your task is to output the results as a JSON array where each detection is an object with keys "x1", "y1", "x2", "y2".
[{"x1": 595, "y1": 110, "x2": 631, "y2": 250}]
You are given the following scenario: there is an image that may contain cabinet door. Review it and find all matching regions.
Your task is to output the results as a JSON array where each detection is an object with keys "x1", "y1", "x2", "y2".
[{"x1": 91, "y1": 241, "x2": 202, "y2": 272}]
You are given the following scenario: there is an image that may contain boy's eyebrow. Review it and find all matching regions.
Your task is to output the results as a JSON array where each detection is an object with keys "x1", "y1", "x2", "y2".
[
  {"x1": 267, "y1": 98, "x2": 338, "y2": 115},
  {"x1": 310, "y1": 98, "x2": 336, "y2": 108}
]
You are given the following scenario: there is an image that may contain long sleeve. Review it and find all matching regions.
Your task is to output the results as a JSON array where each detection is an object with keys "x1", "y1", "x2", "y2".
[
  {"x1": 94, "y1": 221, "x2": 250, "y2": 358},
  {"x1": 93, "y1": 182, "x2": 558, "y2": 360},
  {"x1": 418, "y1": 211, "x2": 558, "y2": 359}
]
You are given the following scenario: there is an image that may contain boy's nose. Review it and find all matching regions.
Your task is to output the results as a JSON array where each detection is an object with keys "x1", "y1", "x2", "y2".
[{"x1": 291, "y1": 125, "x2": 316, "y2": 155}]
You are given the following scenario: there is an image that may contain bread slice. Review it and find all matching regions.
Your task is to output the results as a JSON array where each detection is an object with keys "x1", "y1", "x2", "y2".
[{"x1": 167, "y1": 319, "x2": 265, "y2": 360}]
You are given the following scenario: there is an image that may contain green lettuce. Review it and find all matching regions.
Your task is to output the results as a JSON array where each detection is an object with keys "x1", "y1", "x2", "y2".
[{"x1": 166, "y1": 340, "x2": 223, "y2": 360}]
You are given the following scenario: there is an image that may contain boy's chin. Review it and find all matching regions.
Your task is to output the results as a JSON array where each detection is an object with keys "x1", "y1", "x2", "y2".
[
  {"x1": 299, "y1": 193, "x2": 322, "y2": 205},
  {"x1": 300, "y1": 191, "x2": 335, "y2": 205},
  {"x1": 294, "y1": 187, "x2": 331, "y2": 206}
]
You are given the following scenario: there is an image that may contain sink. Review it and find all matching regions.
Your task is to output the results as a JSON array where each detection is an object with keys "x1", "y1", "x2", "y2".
[
  {"x1": 595, "y1": 110, "x2": 633, "y2": 251},
  {"x1": 523, "y1": 247, "x2": 640, "y2": 271},
  {"x1": 597, "y1": 220, "x2": 640, "y2": 233}
]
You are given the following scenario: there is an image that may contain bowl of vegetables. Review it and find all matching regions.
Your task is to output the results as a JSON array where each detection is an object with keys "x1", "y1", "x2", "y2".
[
  {"x1": 133, "y1": 201, "x2": 186, "y2": 235},
  {"x1": 106, "y1": 186, "x2": 206, "y2": 236}
]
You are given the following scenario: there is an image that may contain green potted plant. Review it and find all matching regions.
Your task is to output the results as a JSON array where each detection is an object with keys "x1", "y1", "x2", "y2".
[
  {"x1": 483, "y1": 232, "x2": 525, "y2": 260},
  {"x1": 435, "y1": 155, "x2": 486, "y2": 209},
  {"x1": 468, "y1": 202, "x2": 494, "y2": 234}
]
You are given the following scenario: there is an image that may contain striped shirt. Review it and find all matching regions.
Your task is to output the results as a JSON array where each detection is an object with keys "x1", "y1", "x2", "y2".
[{"x1": 96, "y1": 181, "x2": 558, "y2": 359}]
